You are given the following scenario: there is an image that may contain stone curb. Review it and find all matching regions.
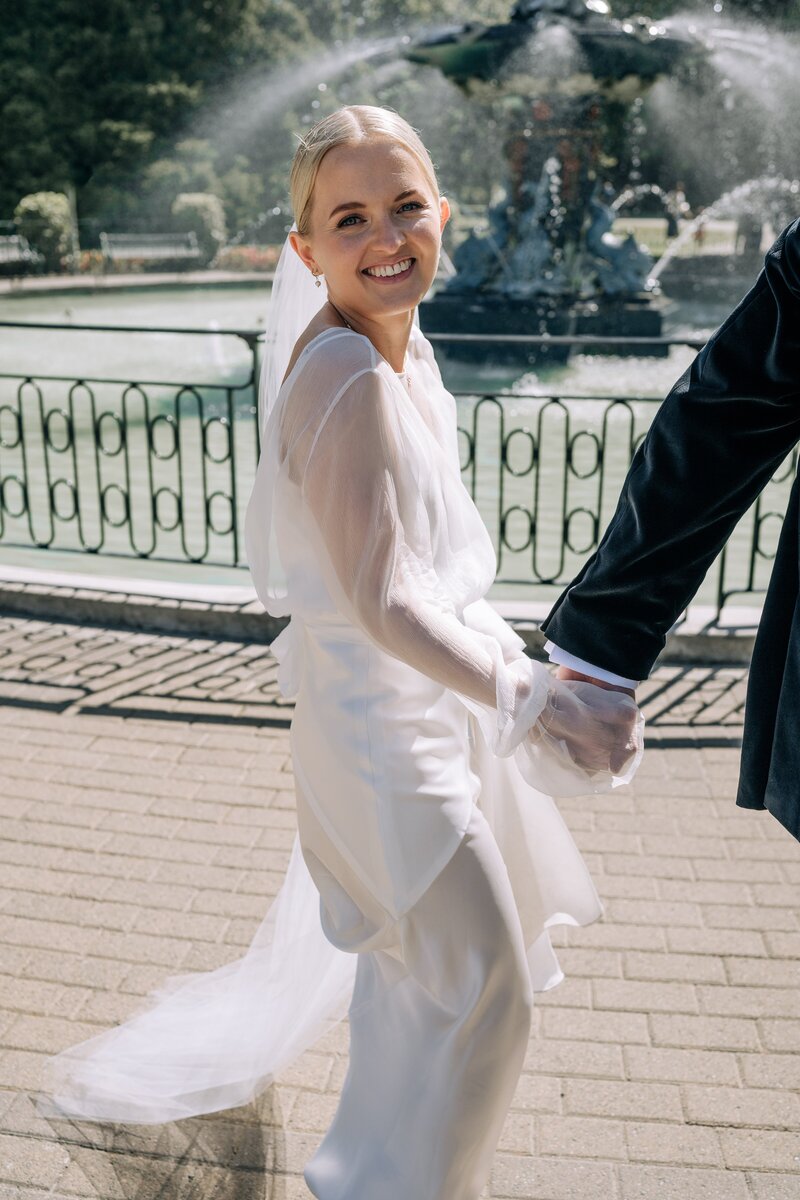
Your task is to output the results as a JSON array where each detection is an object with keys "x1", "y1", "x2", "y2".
[
  {"x1": 0, "y1": 577, "x2": 756, "y2": 667},
  {"x1": 0, "y1": 269, "x2": 275, "y2": 295}
]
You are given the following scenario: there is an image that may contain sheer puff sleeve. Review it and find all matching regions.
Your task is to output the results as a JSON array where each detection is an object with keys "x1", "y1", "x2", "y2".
[{"x1": 282, "y1": 345, "x2": 643, "y2": 795}]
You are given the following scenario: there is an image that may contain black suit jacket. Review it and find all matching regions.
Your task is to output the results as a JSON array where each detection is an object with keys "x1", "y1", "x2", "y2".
[{"x1": 541, "y1": 217, "x2": 800, "y2": 840}]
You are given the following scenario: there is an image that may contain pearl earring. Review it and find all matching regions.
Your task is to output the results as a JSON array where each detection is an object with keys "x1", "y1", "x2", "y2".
[{"x1": 312, "y1": 269, "x2": 322, "y2": 288}]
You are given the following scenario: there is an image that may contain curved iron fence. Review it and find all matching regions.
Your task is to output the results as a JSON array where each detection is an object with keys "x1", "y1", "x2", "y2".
[{"x1": 0, "y1": 321, "x2": 793, "y2": 620}]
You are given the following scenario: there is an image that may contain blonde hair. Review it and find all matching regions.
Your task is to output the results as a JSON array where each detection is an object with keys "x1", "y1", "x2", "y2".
[{"x1": 290, "y1": 105, "x2": 440, "y2": 237}]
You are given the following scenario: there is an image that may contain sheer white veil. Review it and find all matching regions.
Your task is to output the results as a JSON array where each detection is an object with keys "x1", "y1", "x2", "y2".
[
  {"x1": 36, "y1": 227, "x2": 430, "y2": 1128},
  {"x1": 244, "y1": 223, "x2": 328, "y2": 622},
  {"x1": 257, "y1": 221, "x2": 421, "y2": 437},
  {"x1": 246, "y1": 222, "x2": 422, "y2": 624},
  {"x1": 258, "y1": 222, "x2": 327, "y2": 438},
  {"x1": 35, "y1": 227, "x2": 358, "y2": 1127}
]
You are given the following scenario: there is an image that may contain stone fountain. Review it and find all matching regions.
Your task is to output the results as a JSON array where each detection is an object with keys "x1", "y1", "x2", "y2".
[{"x1": 403, "y1": 0, "x2": 698, "y2": 364}]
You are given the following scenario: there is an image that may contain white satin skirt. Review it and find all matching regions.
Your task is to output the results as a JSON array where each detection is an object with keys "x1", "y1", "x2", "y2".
[
  {"x1": 35, "y1": 616, "x2": 602, "y2": 1200},
  {"x1": 291, "y1": 619, "x2": 603, "y2": 1199}
]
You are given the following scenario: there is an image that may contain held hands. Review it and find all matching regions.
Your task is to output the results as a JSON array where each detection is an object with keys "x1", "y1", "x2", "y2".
[
  {"x1": 516, "y1": 664, "x2": 644, "y2": 795},
  {"x1": 543, "y1": 671, "x2": 641, "y2": 775},
  {"x1": 554, "y1": 665, "x2": 639, "y2": 775}
]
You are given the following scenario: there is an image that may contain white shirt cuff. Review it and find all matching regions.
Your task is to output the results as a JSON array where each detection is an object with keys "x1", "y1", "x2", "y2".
[{"x1": 544, "y1": 641, "x2": 639, "y2": 690}]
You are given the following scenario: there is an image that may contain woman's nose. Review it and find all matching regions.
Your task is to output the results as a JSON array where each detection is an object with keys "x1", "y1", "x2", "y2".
[{"x1": 368, "y1": 215, "x2": 406, "y2": 251}]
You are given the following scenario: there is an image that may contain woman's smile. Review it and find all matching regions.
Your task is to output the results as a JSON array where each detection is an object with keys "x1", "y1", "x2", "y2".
[{"x1": 362, "y1": 257, "x2": 416, "y2": 284}]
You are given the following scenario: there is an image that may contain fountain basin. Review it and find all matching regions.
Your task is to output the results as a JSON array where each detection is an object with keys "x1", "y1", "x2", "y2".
[{"x1": 420, "y1": 291, "x2": 668, "y2": 365}]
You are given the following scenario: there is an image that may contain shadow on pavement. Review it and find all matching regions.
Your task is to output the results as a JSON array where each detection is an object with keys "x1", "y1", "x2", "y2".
[
  {"x1": 0, "y1": 612, "x2": 747, "y2": 742},
  {"x1": 26, "y1": 1087, "x2": 290, "y2": 1198}
]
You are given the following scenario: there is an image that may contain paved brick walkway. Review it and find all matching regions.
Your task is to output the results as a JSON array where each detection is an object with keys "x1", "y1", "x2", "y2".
[{"x1": 0, "y1": 614, "x2": 798, "y2": 1199}]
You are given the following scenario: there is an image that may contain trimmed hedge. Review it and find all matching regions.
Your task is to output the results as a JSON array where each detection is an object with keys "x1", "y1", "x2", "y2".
[
  {"x1": 13, "y1": 192, "x2": 74, "y2": 272},
  {"x1": 171, "y1": 192, "x2": 227, "y2": 265}
]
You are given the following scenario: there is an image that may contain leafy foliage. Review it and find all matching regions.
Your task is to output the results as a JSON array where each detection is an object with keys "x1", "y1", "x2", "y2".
[{"x1": 1, "y1": 1, "x2": 799, "y2": 243}]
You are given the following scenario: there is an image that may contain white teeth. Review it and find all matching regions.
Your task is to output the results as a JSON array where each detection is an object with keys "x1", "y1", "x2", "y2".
[{"x1": 365, "y1": 258, "x2": 413, "y2": 278}]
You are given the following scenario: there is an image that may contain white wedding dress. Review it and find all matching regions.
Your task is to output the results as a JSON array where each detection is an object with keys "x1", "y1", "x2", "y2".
[{"x1": 37, "y1": 319, "x2": 641, "y2": 1198}]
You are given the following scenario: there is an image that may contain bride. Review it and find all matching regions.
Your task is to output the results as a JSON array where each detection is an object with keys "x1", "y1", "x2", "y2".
[{"x1": 38, "y1": 105, "x2": 643, "y2": 1199}]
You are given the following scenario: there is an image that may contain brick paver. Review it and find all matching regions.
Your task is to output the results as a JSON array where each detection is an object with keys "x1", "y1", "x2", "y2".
[{"x1": 0, "y1": 613, "x2": 798, "y2": 1199}]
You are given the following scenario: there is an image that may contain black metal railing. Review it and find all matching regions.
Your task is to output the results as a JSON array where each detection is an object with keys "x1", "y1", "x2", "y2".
[
  {"x1": 0, "y1": 322, "x2": 260, "y2": 567},
  {"x1": 0, "y1": 322, "x2": 793, "y2": 621}
]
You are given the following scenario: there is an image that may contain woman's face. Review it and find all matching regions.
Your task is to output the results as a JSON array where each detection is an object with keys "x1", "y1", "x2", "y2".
[{"x1": 290, "y1": 138, "x2": 450, "y2": 322}]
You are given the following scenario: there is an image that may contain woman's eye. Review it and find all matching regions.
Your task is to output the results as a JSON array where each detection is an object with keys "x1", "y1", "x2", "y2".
[{"x1": 337, "y1": 201, "x2": 424, "y2": 229}]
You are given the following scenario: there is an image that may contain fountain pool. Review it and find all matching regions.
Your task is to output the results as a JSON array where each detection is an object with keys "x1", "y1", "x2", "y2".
[{"x1": 0, "y1": 281, "x2": 729, "y2": 394}]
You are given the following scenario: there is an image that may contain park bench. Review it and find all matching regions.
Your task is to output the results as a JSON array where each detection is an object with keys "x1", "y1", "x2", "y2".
[
  {"x1": 99, "y1": 231, "x2": 201, "y2": 268},
  {"x1": 0, "y1": 234, "x2": 44, "y2": 273}
]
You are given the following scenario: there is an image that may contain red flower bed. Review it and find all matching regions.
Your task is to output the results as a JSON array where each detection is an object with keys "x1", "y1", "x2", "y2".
[{"x1": 213, "y1": 244, "x2": 281, "y2": 272}]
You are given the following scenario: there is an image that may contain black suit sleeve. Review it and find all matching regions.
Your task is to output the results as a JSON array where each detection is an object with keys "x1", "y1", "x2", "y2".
[{"x1": 540, "y1": 218, "x2": 800, "y2": 681}]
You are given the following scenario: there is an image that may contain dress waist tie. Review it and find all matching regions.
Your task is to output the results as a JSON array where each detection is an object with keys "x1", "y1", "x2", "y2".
[
  {"x1": 271, "y1": 616, "x2": 373, "y2": 699},
  {"x1": 270, "y1": 619, "x2": 304, "y2": 700}
]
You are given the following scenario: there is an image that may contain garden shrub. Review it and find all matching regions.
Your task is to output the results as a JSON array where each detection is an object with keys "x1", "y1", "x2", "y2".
[
  {"x1": 171, "y1": 192, "x2": 227, "y2": 265},
  {"x1": 13, "y1": 192, "x2": 74, "y2": 271}
]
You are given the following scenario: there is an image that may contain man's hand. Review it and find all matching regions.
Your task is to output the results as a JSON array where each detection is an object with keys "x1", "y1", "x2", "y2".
[{"x1": 556, "y1": 665, "x2": 636, "y2": 699}]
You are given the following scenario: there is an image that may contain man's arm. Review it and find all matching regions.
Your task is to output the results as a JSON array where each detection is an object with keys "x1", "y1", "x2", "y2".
[{"x1": 540, "y1": 218, "x2": 800, "y2": 682}]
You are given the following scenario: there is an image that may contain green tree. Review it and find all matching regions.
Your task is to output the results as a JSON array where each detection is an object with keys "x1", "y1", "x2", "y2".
[{"x1": 0, "y1": 0, "x2": 314, "y2": 221}]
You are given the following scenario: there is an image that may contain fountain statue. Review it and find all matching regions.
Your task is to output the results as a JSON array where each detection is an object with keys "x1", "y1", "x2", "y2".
[{"x1": 402, "y1": 0, "x2": 699, "y2": 363}]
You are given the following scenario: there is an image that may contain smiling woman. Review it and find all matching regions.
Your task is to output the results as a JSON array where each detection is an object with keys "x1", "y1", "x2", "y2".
[
  {"x1": 286, "y1": 112, "x2": 450, "y2": 373},
  {"x1": 37, "y1": 104, "x2": 643, "y2": 1200}
]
